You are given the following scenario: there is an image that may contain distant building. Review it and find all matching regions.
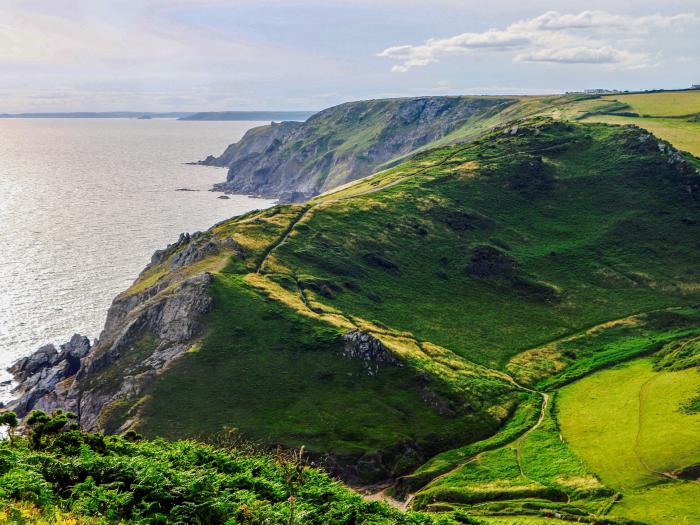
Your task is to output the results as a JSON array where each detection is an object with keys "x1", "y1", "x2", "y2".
[
  {"x1": 584, "y1": 89, "x2": 621, "y2": 95},
  {"x1": 692, "y1": 84, "x2": 700, "y2": 90}
]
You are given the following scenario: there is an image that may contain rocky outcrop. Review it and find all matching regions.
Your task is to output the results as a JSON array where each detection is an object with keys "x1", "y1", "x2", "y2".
[
  {"x1": 8, "y1": 334, "x2": 92, "y2": 416},
  {"x1": 7, "y1": 271, "x2": 214, "y2": 430},
  {"x1": 202, "y1": 96, "x2": 516, "y2": 202},
  {"x1": 145, "y1": 231, "x2": 244, "y2": 272},
  {"x1": 197, "y1": 121, "x2": 303, "y2": 168},
  {"x1": 341, "y1": 330, "x2": 398, "y2": 376}
]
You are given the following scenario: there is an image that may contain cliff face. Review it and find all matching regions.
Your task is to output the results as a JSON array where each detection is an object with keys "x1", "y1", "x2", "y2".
[
  {"x1": 6, "y1": 232, "x2": 219, "y2": 432},
  {"x1": 203, "y1": 96, "x2": 515, "y2": 202}
]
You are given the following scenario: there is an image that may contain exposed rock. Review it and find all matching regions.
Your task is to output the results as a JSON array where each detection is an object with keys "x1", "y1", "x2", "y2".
[
  {"x1": 341, "y1": 331, "x2": 398, "y2": 376},
  {"x1": 203, "y1": 97, "x2": 516, "y2": 202},
  {"x1": 7, "y1": 272, "x2": 214, "y2": 430},
  {"x1": 7, "y1": 334, "x2": 92, "y2": 417},
  {"x1": 146, "y1": 232, "x2": 192, "y2": 270},
  {"x1": 217, "y1": 195, "x2": 230, "y2": 199},
  {"x1": 170, "y1": 240, "x2": 219, "y2": 269},
  {"x1": 145, "y1": 231, "x2": 243, "y2": 272},
  {"x1": 8, "y1": 344, "x2": 58, "y2": 382}
]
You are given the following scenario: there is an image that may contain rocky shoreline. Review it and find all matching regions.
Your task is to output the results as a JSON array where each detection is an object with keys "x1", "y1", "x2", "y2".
[{"x1": 3, "y1": 232, "x2": 218, "y2": 430}]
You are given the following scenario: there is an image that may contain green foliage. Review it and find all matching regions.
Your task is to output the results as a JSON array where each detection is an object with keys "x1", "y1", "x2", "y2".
[
  {"x1": 26, "y1": 410, "x2": 79, "y2": 451},
  {"x1": 0, "y1": 412, "x2": 18, "y2": 445},
  {"x1": 653, "y1": 334, "x2": 700, "y2": 371},
  {"x1": 0, "y1": 426, "x2": 477, "y2": 524},
  {"x1": 137, "y1": 275, "x2": 512, "y2": 482},
  {"x1": 508, "y1": 307, "x2": 700, "y2": 390}
]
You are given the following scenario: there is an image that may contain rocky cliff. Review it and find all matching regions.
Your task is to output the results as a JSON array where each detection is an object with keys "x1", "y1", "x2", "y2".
[
  {"x1": 5, "y1": 233, "x2": 217, "y2": 431},
  {"x1": 200, "y1": 96, "x2": 516, "y2": 202}
]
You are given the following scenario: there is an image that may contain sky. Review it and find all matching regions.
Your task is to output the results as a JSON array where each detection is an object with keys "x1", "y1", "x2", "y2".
[{"x1": 1, "y1": 0, "x2": 699, "y2": 112}]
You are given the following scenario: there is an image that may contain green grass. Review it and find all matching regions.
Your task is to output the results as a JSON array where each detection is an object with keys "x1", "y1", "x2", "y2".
[
  {"x1": 582, "y1": 115, "x2": 700, "y2": 156},
  {"x1": 270, "y1": 121, "x2": 700, "y2": 370},
  {"x1": 137, "y1": 274, "x2": 514, "y2": 481},
  {"x1": 396, "y1": 394, "x2": 541, "y2": 497},
  {"x1": 558, "y1": 357, "x2": 700, "y2": 524},
  {"x1": 412, "y1": 393, "x2": 610, "y2": 518},
  {"x1": 602, "y1": 90, "x2": 700, "y2": 117},
  {"x1": 507, "y1": 307, "x2": 700, "y2": 389},
  {"x1": 609, "y1": 482, "x2": 700, "y2": 525}
]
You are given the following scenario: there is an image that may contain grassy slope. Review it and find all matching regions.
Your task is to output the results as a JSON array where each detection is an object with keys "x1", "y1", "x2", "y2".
[
  {"x1": 581, "y1": 115, "x2": 700, "y2": 156},
  {"x1": 557, "y1": 357, "x2": 700, "y2": 524},
  {"x1": 137, "y1": 274, "x2": 515, "y2": 481},
  {"x1": 58, "y1": 111, "x2": 699, "y2": 522},
  {"x1": 507, "y1": 307, "x2": 700, "y2": 389},
  {"x1": 575, "y1": 90, "x2": 700, "y2": 156},
  {"x1": 124, "y1": 118, "x2": 697, "y2": 493},
  {"x1": 264, "y1": 96, "x2": 518, "y2": 193},
  {"x1": 270, "y1": 121, "x2": 700, "y2": 370},
  {"x1": 601, "y1": 90, "x2": 700, "y2": 117}
]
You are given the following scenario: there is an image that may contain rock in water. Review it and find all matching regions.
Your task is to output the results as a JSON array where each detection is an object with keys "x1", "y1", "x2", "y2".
[{"x1": 7, "y1": 334, "x2": 93, "y2": 416}]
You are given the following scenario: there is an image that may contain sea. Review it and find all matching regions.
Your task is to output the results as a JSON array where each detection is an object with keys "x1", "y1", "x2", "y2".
[{"x1": 0, "y1": 118, "x2": 276, "y2": 401}]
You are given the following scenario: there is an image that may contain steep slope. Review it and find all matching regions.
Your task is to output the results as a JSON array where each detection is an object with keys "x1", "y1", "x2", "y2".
[
  {"x1": 203, "y1": 96, "x2": 518, "y2": 202},
  {"x1": 202, "y1": 92, "x2": 699, "y2": 205},
  {"x1": 8, "y1": 119, "x2": 699, "y2": 521}
]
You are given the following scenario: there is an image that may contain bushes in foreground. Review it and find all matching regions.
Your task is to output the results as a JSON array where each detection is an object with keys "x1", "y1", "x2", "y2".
[{"x1": 0, "y1": 410, "x2": 469, "y2": 525}]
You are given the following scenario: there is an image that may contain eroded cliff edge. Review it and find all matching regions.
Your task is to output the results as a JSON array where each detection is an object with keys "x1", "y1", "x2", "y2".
[{"x1": 200, "y1": 96, "x2": 517, "y2": 202}]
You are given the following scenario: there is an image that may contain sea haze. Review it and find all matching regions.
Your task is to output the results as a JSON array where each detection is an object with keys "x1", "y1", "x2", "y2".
[{"x1": 0, "y1": 118, "x2": 275, "y2": 399}]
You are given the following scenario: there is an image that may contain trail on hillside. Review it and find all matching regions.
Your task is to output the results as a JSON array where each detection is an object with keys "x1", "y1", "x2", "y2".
[
  {"x1": 634, "y1": 374, "x2": 695, "y2": 484},
  {"x1": 247, "y1": 137, "x2": 697, "y2": 513},
  {"x1": 255, "y1": 205, "x2": 311, "y2": 273}
]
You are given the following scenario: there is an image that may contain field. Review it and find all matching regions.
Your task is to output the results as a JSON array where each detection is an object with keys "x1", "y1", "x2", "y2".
[
  {"x1": 558, "y1": 358, "x2": 700, "y2": 523},
  {"x1": 601, "y1": 90, "x2": 700, "y2": 117},
  {"x1": 576, "y1": 90, "x2": 700, "y2": 156},
  {"x1": 410, "y1": 394, "x2": 612, "y2": 518},
  {"x1": 582, "y1": 115, "x2": 700, "y2": 156}
]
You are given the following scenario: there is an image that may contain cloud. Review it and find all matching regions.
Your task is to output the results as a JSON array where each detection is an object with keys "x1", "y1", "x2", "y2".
[
  {"x1": 379, "y1": 10, "x2": 699, "y2": 72},
  {"x1": 517, "y1": 10, "x2": 700, "y2": 31},
  {"x1": 515, "y1": 46, "x2": 647, "y2": 66}
]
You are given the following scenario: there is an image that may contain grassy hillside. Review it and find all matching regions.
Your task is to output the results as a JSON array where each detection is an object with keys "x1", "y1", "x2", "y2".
[
  {"x1": 8, "y1": 114, "x2": 698, "y2": 523},
  {"x1": 576, "y1": 90, "x2": 700, "y2": 156},
  {"x1": 581, "y1": 115, "x2": 700, "y2": 156},
  {"x1": 210, "y1": 96, "x2": 520, "y2": 201},
  {"x1": 558, "y1": 356, "x2": 700, "y2": 524},
  {"x1": 206, "y1": 90, "x2": 699, "y2": 202}
]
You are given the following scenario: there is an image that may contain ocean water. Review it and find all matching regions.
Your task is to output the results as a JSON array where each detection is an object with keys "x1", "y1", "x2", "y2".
[{"x1": 0, "y1": 118, "x2": 275, "y2": 400}]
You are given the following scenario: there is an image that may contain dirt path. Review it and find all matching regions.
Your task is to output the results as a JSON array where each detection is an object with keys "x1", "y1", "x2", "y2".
[
  {"x1": 255, "y1": 205, "x2": 311, "y2": 274},
  {"x1": 515, "y1": 391, "x2": 549, "y2": 477},
  {"x1": 366, "y1": 374, "x2": 549, "y2": 509}
]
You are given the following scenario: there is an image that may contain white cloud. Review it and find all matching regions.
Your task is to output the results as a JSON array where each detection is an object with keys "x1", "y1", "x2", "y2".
[
  {"x1": 379, "y1": 10, "x2": 699, "y2": 72},
  {"x1": 517, "y1": 10, "x2": 700, "y2": 31},
  {"x1": 515, "y1": 46, "x2": 647, "y2": 66}
]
